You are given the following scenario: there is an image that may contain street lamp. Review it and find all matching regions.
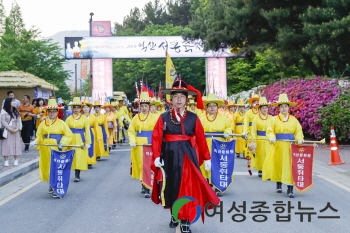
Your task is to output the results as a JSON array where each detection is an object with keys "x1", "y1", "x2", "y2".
[{"x1": 89, "y1": 12, "x2": 94, "y2": 97}]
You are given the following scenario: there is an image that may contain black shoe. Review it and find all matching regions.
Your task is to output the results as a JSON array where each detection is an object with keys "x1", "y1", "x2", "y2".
[
  {"x1": 52, "y1": 193, "x2": 60, "y2": 198},
  {"x1": 74, "y1": 178, "x2": 80, "y2": 182},
  {"x1": 141, "y1": 185, "x2": 146, "y2": 194},
  {"x1": 169, "y1": 216, "x2": 179, "y2": 228},
  {"x1": 287, "y1": 185, "x2": 294, "y2": 198},
  {"x1": 122, "y1": 139, "x2": 126, "y2": 143},
  {"x1": 109, "y1": 147, "x2": 111, "y2": 152},
  {"x1": 276, "y1": 182, "x2": 282, "y2": 193},
  {"x1": 180, "y1": 220, "x2": 191, "y2": 233},
  {"x1": 144, "y1": 189, "x2": 150, "y2": 198},
  {"x1": 112, "y1": 145, "x2": 116, "y2": 149},
  {"x1": 258, "y1": 170, "x2": 262, "y2": 177},
  {"x1": 48, "y1": 186, "x2": 53, "y2": 194},
  {"x1": 97, "y1": 157, "x2": 101, "y2": 161},
  {"x1": 88, "y1": 165, "x2": 93, "y2": 169},
  {"x1": 236, "y1": 153, "x2": 240, "y2": 158},
  {"x1": 74, "y1": 170, "x2": 80, "y2": 182},
  {"x1": 215, "y1": 188, "x2": 222, "y2": 197}
]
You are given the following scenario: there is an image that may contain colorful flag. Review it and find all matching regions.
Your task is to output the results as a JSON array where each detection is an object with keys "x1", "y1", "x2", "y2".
[
  {"x1": 165, "y1": 51, "x2": 177, "y2": 89},
  {"x1": 158, "y1": 81, "x2": 163, "y2": 100},
  {"x1": 135, "y1": 81, "x2": 140, "y2": 99}
]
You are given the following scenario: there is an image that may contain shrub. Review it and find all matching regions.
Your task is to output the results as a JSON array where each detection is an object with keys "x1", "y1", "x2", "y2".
[
  {"x1": 318, "y1": 89, "x2": 350, "y2": 141},
  {"x1": 262, "y1": 77, "x2": 340, "y2": 139}
]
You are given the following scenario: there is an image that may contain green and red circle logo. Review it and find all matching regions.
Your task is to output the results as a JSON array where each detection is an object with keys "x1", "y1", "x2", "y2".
[{"x1": 172, "y1": 196, "x2": 202, "y2": 224}]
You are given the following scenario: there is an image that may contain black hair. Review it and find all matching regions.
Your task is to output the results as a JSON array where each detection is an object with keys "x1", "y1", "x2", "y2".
[
  {"x1": 3, "y1": 98, "x2": 19, "y2": 118},
  {"x1": 170, "y1": 90, "x2": 188, "y2": 97},
  {"x1": 24, "y1": 95, "x2": 31, "y2": 101},
  {"x1": 7, "y1": 90, "x2": 14, "y2": 96},
  {"x1": 32, "y1": 98, "x2": 37, "y2": 105},
  {"x1": 36, "y1": 98, "x2": 45, "y2": 107}
]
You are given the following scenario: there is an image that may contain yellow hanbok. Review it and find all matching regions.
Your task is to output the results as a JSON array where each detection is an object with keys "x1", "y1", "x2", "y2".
[
  {"x1": 262, "y1": 114, "x2": 304, "y2": 184},
  {"x1": 105, "y1": 112, "x2": 117, "y2": 145},
  {"x1": 250, "y1": 113, "x2": 273, "y2": 171},
  {"x1": 200, "y1": 113, "x2": 232, "y2": 182},
  {"x1": 128, "y1": 112, "x2": 158, "y2": 180},
  {"x1": 65, "y1": 114, "x2": 91, "y2": 171},
  {"x1": 232, "y1": 111, "x2": 245, "y2": 154},
  {"x1": 35, "y1": 119, "x2": 73, "y2": 182},
  {"x1": 94, "y1": 113, "x2": 109, "y2": 157},
  {"x1": 86, "y1": 114, "x2": 99, "y2": 165}
]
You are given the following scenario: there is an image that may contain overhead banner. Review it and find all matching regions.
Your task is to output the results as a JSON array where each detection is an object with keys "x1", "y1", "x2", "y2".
[
  {"x1": 64, "y1": 36, "x2": 237, "y2": 59},
  {"x1": 206, "y1": 58, "x2": 227, "y2": 98},
  {"x1": 211, "y1": 139, "x2": 235, "y2": 193}
]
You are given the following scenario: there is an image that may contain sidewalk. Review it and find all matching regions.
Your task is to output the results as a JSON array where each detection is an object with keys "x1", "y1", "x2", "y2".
[{"x1": 1, "y1": 143, "x2": 350, "y2": 187}]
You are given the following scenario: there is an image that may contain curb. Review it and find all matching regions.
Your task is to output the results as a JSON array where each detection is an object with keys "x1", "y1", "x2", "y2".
[{"x1": 0, "y1": 158, "x2": 39, "y2": 188}]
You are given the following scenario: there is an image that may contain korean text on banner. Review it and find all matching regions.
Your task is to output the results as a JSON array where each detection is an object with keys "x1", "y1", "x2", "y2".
[
  {"x1": 49, "y1": 149, "x2": 75, "y2": 198},
  {"x1": 211, "y1": 139, "x2": 235, "y2": 192},
  {"x1": 291, "y1": 144, "x2": 315, "y2": 193}
]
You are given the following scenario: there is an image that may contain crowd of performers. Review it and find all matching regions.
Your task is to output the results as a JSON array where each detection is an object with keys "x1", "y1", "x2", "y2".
[
  {"x1": 28, "y1": 78, "x2": 304, "y2": 233},
  {"x1": 29, "y1": 96, "x2": 132, "y2": 197},
  {"x1": 128, "y1": 78, "x2": 304, "y2": 233}
]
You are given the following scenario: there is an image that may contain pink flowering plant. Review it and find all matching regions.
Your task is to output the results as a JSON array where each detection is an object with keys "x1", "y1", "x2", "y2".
[{"x1": 262, "y1": 77, "x2": 340, "y2": 139}]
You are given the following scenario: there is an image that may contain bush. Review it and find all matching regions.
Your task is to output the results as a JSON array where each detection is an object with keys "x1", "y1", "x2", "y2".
[
  {"x1": 262, "y1": 77, "x2": 340, "y2": 139},
  {"x1": 318, "y1": 89, "x2": 350, "y2": 141}
]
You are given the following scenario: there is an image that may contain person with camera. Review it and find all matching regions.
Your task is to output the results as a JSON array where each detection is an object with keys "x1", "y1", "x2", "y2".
[{"x1": 18, "y1": 95, "x2": 36, "y2": 152}]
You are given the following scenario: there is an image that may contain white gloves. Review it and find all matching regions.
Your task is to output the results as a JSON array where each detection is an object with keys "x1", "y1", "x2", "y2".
[
  {"x1": 119, "y1": 127, "x2": 123, "y2": 130},
  {"x1": 223, "y1": 133, "x2": 230, "y2": 138},
  {"x1": 36, "y1": 115, "x2": 40, "y2": 119},
  {"x1": 297, "y1": 140, "x2": 304, "y2": 144},
  {"x1": 58, "y1": 144, "x2": 63, "y2": 150},
  {"x1": 130, "y1": 143, "x2": 136, "y2": 147},
  {"x1": 204, "y1": 160, "x2": 211, "y2": 171},
  {"x1": 154, "y1": 157, "x2": 164, "y2": 167},
  {"x1": 85, "y1": 144, "x2": 91, "y2": 149},
  {"x1": 269, "y1": 138, "x2": 276, "y2": 144},
  {"x1": 29, "y1": 141, "x2": 37, "y2": 147}
]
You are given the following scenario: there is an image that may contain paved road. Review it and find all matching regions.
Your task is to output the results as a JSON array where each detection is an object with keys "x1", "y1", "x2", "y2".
[{"x1": 0, "y1": 145, "x2": 349, "y2": 233}]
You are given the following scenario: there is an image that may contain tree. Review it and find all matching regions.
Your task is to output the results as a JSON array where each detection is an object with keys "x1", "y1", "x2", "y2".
[
  {"x1": 187, "y1": 0, "x2": 350, "y2": 77},
  {"x1": 0, "y1": 1, "x2": 71, "y2": 99},
  {"x1": 0, "y1": 0, "x2": 6, "y2": 36},
  {"x1": 165, "y1": 0, "x2": 192, "y2": 27}
]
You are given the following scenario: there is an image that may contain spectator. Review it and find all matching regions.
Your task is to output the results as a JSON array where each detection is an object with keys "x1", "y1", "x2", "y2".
[
  {"x1": 1, "y1": 98, "x2": 22, "y2": 166},
  {"x1": 31, "y1": 98, "x2": 37, "y2": 139},
  {"x1": 18, "y1": 95, "x2": 36, "y2": 152},
  {"x1": 1, "y1": 90, "x2": 21, "y2": 109}
]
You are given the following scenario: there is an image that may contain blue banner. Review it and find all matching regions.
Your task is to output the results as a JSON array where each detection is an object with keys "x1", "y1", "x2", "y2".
[
  {"x1": 211, "y1": 139, "x2": 235, "y2": 192},
  {"x1": 49, "y1": 149, "x2": 75, "y2": 198}
]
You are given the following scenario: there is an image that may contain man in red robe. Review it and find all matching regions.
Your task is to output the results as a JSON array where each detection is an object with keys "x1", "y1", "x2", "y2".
[{"x1": 151, "y1": 79, "x2": 220, "y2": 233}]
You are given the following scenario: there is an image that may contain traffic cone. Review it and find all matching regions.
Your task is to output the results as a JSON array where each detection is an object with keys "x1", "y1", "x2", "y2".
[
  {"x1": 328, "y1": 134, "x2": 345, "y2": 166},
  {"x1": 326, "y1": 126, "x2": 342, "y2": 150}
]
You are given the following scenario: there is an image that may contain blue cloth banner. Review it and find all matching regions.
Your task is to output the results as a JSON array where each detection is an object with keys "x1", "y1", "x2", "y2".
[
  {"x1": 49, "y1": 149, "x2": 75, "y2": 198},
  {"x1": 211, "y1": 139, "x2": 235, "y2": 192},
  {"x1": 136, "y1": 130, "x2": 153, "y2": 144},
  {"x1": 99, "y1": 124, "x2": 107, "y2": 150},
  {"x1": 88, "y1": 127, "x2": 94, "y2": 158}
]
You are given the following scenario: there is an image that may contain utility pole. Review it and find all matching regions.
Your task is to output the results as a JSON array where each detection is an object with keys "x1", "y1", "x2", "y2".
[
  {"x1": 89, "y1": 12, "x2": 94, "y2": 98},
  {"x1": 75, "y1": 63, "x2": 77, "y2": 96}
]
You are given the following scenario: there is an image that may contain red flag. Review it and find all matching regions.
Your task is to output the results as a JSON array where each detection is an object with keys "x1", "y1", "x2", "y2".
[
  {"x1": 291, "y1": 144, "x2": 314, "y2": 193},
  {"x1": 142, "y1": 145, "x2": 154, "y2": 190},
  {"x1": 158, "y1": 82, "x2": 163, "y2": 100}
]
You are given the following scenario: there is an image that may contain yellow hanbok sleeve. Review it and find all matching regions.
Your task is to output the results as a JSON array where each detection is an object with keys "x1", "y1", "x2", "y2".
[
  {"x1": 127, "y1": 116, "x2": 137, "y2": 145},
  {"x1": 84, "y1": 117, "x2": 92, "y2": 145}
]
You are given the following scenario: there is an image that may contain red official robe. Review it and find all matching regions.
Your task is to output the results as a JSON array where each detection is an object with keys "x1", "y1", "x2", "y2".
[{"x1": 151, "y1": 110, "x2": 220, "y2": 221}]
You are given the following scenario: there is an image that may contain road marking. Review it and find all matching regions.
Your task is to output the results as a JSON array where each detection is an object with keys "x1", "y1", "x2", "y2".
[
  {"x1": 317, "y1": 175, "x2": 350, "y2": 193},
  {"x1": 111, "y1": 149, "x2": 131, "y2": 152},
  {"x1": 0, "y1": 179, "x2": 41, "y2": 207}
]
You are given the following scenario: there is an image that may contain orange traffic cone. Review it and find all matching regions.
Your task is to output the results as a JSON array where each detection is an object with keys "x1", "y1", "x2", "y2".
[
  {"x1": 328, "y1": 134, "x2": 345, "y2": 166},
  {"x1": 326, "y1": 126, "x2": 342, "y2": 150}
]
